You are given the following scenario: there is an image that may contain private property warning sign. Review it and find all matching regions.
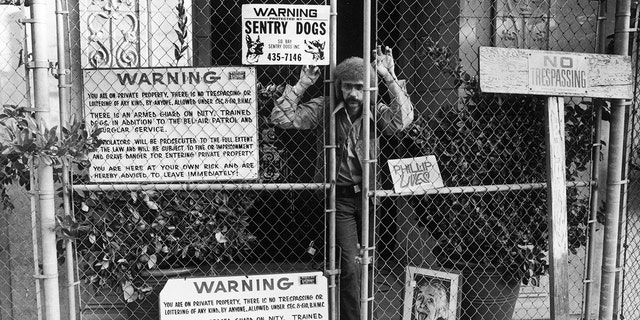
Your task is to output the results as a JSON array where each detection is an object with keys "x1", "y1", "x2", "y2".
[
  {"x1": 83, "y1": 67, "x2": 258, "y2": 183},
  {"x1": 159, "y1": 272, "x2": 328, "y2": 320},
  {"x1": 479, "y1": 47, "x2": 632, "y2": 99},
  {"x1": 242, "y1": 4, "x2": 330, "y2": 65}
]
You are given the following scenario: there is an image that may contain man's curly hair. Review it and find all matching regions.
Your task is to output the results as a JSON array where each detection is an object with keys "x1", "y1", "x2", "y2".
[{"x1": 334, "y1": 57, "x2": 377, "y2": 103}]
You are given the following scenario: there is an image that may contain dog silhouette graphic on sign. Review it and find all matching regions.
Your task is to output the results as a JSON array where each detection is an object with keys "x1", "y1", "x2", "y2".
[
  {"x1": 304, "y1": 40, "x2": 325, "y2": 61},
  {"x1": 245, "y1": 35, "x2": 264, "y2": 63}
]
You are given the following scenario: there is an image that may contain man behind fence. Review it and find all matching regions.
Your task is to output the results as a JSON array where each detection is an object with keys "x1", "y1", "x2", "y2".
[{"x1": 270, "y1": 45, "x2": 413, "y2": 320}]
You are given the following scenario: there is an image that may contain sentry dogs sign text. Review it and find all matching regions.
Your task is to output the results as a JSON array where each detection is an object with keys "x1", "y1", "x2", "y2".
[{"x1": 241, "y1": 4, "x2": 330, "y2": 65}]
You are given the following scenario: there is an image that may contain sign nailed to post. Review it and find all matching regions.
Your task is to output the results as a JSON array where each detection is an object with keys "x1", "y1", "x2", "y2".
[
  {"x1": 242, "y1": 4, "x2": 330, "y2": 65},
  {"x1": 159, "y1": 272, "x2": 328, "y2": 320},
  {"x1": 479, "y1": 46, "x2": 632, "y2": 99},
  {"x1": 480, "y1": 46, "x2": 633, "y2": 319},
  {"x1": 84, "y1": 67, "x2": 258, "y2": 183}
]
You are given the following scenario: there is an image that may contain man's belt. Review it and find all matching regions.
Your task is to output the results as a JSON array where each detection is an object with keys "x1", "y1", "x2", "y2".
[{"x1": 335, "y1": 184, "x2": 361, "y2": 198}]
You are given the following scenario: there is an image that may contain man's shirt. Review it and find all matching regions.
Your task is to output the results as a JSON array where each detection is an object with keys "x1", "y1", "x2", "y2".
[{"x1": 270, "y1": 82, "x2": 413, "y2": 187}]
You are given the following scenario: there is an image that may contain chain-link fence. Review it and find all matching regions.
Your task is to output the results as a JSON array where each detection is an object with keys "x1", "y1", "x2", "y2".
[
  {"x1": 68, "y1": 1, "x2": 328, "y2": 319},
  {"x1": 1, "y1": 1, "x2": 639, "y2": 320},
  {"x1": 0, "y1": 3, "x2": 41, "y2": 320},
  {"x1": 622, "y1": 2, "x2": 640, "y2": 320},
  {"x1": 373, "y1": 0, "x2": 602, "y2": 319}
]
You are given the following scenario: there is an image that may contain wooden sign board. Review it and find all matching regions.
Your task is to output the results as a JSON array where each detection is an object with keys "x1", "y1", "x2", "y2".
[{"x1": 479, "y1": 47, "x2": 632, "y2": 99}]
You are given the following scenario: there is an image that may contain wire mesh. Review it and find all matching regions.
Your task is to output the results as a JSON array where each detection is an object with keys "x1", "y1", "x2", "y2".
[
  {"x1": 1, "y1": 1, "x2": 638, "y2": 320},
  {"x1": 67, "y1": 1, "x2": 327, "y2": 319},
  {"x1": 0, "y1": 4, "x2": 41, "y2": 320},
  {"x1": 60, "y1": 0, "x2": 633, "y2": 319},
  {"x1": 373, "y1": 0, "x2": 600, "y2": 319},
  {"x1": 622, "y1": 2, "x2": 640, "y2": 320}
]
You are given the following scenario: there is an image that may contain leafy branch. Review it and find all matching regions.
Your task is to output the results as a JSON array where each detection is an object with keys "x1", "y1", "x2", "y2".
[
  {"x1": 0, "y1": 105, "x2": 103, "y2": 208},
  {"x1": 401, "y1": 39, "x2": 604, "y2": 285},
  {"x1": 173, "y1": 0, "x2": 189, "y2": 65}
]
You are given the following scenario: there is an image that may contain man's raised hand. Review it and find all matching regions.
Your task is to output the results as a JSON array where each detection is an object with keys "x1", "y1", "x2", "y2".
[
  {"x1": 374, "y1": 45, "x2": 397, "y2": 82},
  {"x1": 299, "y1": 65, "x2": 321, "y2": 87}
]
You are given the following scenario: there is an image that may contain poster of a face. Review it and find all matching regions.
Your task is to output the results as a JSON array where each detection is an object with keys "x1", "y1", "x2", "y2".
[{"x1": 402, "y1": 267, "x2": 460, "y2": 320}]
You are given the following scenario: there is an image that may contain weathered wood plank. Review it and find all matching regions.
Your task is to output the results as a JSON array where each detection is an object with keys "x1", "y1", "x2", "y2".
[
  {"x1": 545, "y1": 97, "x2": 570, "y2": 320},
  {"x1": 479, "y1": 47, "x2": 632, "y2": 99}
]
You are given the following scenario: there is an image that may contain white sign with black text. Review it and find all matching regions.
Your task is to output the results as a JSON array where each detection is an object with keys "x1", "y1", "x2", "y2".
[
  {"x1": 388, "y1": 156, "x2": 444, "y2": 194},
  {"x1": 84, "y1": 67, "x2": 258, "y2": 183},
  {"x1": 242, "y1": 4, "x2": 330, "y2": 65},
  {"x1": 159, "y1": 272, "x2": 328, "y2": 320}
]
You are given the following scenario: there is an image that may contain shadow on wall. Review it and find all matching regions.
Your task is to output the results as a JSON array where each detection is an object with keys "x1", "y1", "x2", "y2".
[{"x1": 1, "y1": 183, "x2": 39, "y2": 319}]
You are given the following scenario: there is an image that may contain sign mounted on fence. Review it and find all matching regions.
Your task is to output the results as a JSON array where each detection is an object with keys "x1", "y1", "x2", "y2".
[
  {"x1": 479, "y1": 46, "x2": 632, "y2": 99},
  {"x1": 242, "y1": 4, "x2": 330, "y2": 65},
  {"x1": 159, "y1": 272, "x2": 328, "y2": 320},
  {"x1": 387, "y1": 156, "x2": 444, "y2": 194},
  {"x1": 84, "y1": 67, "x2": 258, "y2": 183}
]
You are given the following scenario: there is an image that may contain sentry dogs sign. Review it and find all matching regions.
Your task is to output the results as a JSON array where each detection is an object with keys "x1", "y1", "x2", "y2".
[
  {"x1": 479, "y1": 47, "x2": 632, "y2": 99},
  {"x1": 241, "y1": 4, "x2": 330, "y2": 65}
]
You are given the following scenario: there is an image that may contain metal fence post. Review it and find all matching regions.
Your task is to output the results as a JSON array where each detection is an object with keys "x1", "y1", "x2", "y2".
[
  {"x1": 361, "y1": 1, "x2": 373, "y2": 319},
  {"x1": 54, "y1": 0, "x2": 77, "y2": 319},
  {"x1": 599, "y1": 0, "x2": 632, "y2": 319},
  {"x1": 29, "y1": 1, "x2": 61, "y2": 320}
]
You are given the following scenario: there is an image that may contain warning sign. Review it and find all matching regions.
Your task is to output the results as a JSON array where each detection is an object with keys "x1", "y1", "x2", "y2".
[
  {"x1": 83, "y1": 67, "x2": 258, "y2": 183},
  {"x1": 528, "y1": 52, "x2": 589, "y2": 96},
  {"x1": 479, "y1": 47, "x2": 632, "y2": 99},
  {"x1": 159, "y1": 272, "x2": 328, "y2": 320},
  {"x1": 242, "y1": 4, "x2": 330, "y2": 65}
]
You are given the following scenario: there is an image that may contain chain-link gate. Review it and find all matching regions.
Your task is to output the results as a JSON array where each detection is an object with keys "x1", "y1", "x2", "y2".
[
  {"x1": 372, "y1": 0, "x2": 603, "y2": 319},
  {"x1": 67, "y1": 1, "x2": 329, "y2": 319},
  {"x1": 1, "y1": 1, "x2": 639, "y2": 320}
]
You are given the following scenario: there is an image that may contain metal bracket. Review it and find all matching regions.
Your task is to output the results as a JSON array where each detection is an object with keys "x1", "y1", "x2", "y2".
[
  {"x1": 34, "y1": 273, "x2": 58, "y2": 279},
  {"x1": 602, "y1": 266, "x2": 623, "y2": 273},
  {"x1": 608, "y1": 179, "x2": 628, "y2": 186},
  {"x1": 324, "y1": 269, "x2": 341, "y2": 276},
  {"x1": 51, "y1": 62, "x2": 71, "y2": 79},
  {"x1": 355, "y1": 255, "x2": 373, "y2": 265},
  {"x1": 355, "y1": 245, "x2": 376, "y2": 265}
]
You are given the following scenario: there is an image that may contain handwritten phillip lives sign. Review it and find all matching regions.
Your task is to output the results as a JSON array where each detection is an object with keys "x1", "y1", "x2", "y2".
[{"x1": 387, "y1": 156, "x2": 444, "y2": 194}]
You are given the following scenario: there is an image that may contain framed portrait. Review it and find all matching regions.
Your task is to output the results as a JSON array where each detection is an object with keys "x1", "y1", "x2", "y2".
[{"x1": 402, "y1": 266, "x2": 461, "y2": 320}]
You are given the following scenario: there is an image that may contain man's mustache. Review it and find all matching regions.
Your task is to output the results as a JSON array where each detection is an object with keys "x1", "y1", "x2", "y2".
[{"x1": 345, "y1": 97, "x2": 361, "y2": 104}]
